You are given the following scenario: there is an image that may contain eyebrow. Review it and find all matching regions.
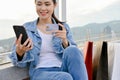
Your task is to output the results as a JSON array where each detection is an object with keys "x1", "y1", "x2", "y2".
[
  {"x1": 37, "y1": 1, "x2": 50, "y2": 4},
  {"x1": 36, "y1": 1, "x2": 42, "y2": 3},
  {"x1": 45, "y1": 2, "x2": 50, "y2": 4}
]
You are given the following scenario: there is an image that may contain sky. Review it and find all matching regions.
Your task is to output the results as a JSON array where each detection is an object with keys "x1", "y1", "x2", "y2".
[
  {"x1": 67, "y1": 0, "x2": 120, "y2": 26},
  {"x1": 0, "y1": 0, "x2": 36, "y2": 20},
  {"x1": 0, "y1": 0, "x2": 120, "y2": 40}
]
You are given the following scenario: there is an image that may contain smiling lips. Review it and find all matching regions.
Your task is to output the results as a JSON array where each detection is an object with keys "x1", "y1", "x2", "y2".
[{"x1": 40, "y1": 12, "x2": 48, "y2": 16}]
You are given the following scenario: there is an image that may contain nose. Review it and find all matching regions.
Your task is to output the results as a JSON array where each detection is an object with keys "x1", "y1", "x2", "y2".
[{"x1": 40, "y1": 5, "x2": 46, "y2": 10}]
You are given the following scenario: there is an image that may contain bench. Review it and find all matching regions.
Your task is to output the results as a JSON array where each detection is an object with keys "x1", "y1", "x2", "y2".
[{"x1": 0, "y1": 66, "x2": 29, "y2": 80}]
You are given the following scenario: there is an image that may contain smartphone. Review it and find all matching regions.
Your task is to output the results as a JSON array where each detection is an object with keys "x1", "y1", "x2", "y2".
[{"x1": 13, "y1": 25, "x2": 28, "y2": 44}]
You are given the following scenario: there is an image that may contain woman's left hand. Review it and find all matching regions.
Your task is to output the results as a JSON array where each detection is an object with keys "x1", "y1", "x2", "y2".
[
  {"x1": 54, "y1": 23, "x2": 68, "y2": 47},
  {"x1": 54, "y1": 23, "x2": 67, "y2": 41}
]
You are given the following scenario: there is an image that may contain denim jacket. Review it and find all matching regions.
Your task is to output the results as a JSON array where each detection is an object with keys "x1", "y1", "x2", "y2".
[{"x1": 9, "y1": 18, "x2": 77, "y2": 77}]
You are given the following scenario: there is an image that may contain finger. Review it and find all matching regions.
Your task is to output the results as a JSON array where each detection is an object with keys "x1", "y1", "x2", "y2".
[
  {"x1": 26, "y1": 39, "x2": 33, "y2": 48},
  {"x1": 58, "y1": 23, "x2": 66, "y2": 31},
  {"x1": 55, "y1": 33, "x2": 65, "y2": 37},
  {"x1": 26, "y1": 41, "x2": 31, "y2": 48},
  {"x1": 23, "y1": 38, "x2": 29, "y2": 46},
  {"x1": 54, "y1": 32, "x2": 61, "y2": 36},
  {"x1": 15, "y1": 39, "x2": 19, "y2": 47},
  {"x1": 17, "y1": 34, "x2": 22, "y2": 46},
  {"x1": 55, "y1": 30, "x2": 66, "y2": 33},
  {"x1": 55, "y1": 31, "x2": 66, "y2": 37},
  {"x1": 29, "y1": 38, "x2": 33, "y2": 49},
  {"x1": 55, "y1": 34, "x2": 64, "y2": 39},
  {"x1": 55, "y1": 32, "x2": 64, "y2": 37},
  {"x1": 25, "y1": 40, "x2": 33, "y2": 51},
  {"x1": 30, "y1": 42, "x2": 33, "y2": 49}
]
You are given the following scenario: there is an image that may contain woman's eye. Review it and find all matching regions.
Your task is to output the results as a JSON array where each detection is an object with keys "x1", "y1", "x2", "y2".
[
  {"x1": 37, "y1": 4, "x2": 42, "y2": 6},
  {"x1": 46, "y1": 4, "x2": 50, "y2": 6}
]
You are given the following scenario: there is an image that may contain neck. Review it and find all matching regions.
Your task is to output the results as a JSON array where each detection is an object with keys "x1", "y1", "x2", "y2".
[{"x1": 38, "y1": 17, "x2": 53, "y2": 26}]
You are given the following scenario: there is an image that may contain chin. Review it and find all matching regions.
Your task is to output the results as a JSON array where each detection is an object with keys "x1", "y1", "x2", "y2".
[{"x1": 40, "y1": 16, "x2": 51, "y2": 20}]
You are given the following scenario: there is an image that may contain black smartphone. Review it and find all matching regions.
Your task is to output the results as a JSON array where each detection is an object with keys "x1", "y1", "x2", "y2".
[
  {"x1": 59, "y1": 25, "x2": 62, "y2": 30},
  {"x1": 13, "y1": 25, "x2": 28, "y2": 44}
]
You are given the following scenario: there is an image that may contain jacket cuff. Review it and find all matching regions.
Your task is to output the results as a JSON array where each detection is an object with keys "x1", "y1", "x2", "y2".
[{"x1": 9, "y1": 50, "x2": 34, "y2": 65}]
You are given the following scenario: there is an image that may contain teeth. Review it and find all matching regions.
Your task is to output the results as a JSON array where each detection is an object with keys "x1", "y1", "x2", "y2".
[{"x1": 40, "y1": 12, "x2": 47, "y2": 13}]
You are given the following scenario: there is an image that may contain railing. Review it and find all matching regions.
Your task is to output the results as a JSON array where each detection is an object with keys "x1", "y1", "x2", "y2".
[
  {"x1": 75, "y1": 32, "x2": 120, "y2": 47},
  {"x1": 0, "y1": 32, "x2": 120, "y2": 67},
  {"x1": 0, "y1": 52, "x2": 11, "y2": 65}
]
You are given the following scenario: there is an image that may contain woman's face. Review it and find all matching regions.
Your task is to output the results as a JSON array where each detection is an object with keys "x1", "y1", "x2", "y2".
[{"x1": 35, "y1": 0, "x2": 56, "y2": 20}]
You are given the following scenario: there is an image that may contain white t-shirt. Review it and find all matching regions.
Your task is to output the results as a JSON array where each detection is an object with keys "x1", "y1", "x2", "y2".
[{"x1": 36, "y1": 29, "x2": 62, "y2": 68}]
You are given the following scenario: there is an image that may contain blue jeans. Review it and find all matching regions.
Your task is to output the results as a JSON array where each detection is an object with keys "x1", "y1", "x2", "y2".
[{"x1": 31, "y1": 46, "x2": 88, "y2": 80}]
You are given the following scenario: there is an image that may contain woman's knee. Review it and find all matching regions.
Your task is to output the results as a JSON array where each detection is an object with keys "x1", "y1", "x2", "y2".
[
  {"x1": 58, "y1": 72, "x2": 73, "y2": 80},
  {"x1": 63, "y1": 46, "x2": 83, "y2": 58}
]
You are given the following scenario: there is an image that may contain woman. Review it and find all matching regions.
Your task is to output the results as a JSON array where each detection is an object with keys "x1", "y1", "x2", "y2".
[{"x1": 10, "y1": 0, "x2": 88, "y2": 80}]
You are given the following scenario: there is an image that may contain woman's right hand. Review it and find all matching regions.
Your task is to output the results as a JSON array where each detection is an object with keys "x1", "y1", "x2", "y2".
[{"x1": 15, "y1": 34, "x2": 33, "y2": 56}]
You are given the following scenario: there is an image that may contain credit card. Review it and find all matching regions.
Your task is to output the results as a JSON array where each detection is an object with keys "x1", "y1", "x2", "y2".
[{"x1": 46, "y1": 24, "x2": 58, "y2": 31}]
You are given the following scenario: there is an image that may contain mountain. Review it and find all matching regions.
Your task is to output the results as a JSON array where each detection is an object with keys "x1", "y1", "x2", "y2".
[{"x1": 71, "y1": 20, "x2": 120, "y2": 41}]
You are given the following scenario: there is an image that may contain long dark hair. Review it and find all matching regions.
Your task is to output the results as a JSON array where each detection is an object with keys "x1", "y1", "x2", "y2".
[{"x1": 35, "y1": 0, "x2": 63, "y2": 24}]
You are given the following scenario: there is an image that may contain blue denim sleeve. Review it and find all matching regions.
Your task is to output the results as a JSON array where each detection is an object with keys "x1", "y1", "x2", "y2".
[
  {"x1": 9, "y1": 44, "x2": 34, "y2": 67},
  {"x1": 63, "y1": 23, "x2": 77, "y2": 47}
]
